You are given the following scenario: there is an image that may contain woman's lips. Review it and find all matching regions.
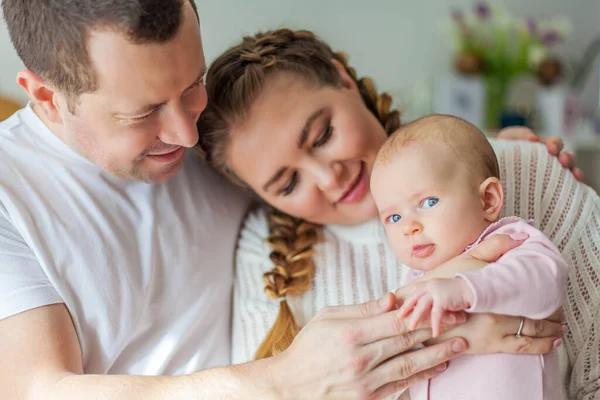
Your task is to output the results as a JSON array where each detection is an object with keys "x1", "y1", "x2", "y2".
[{"x1": 337, "y1": 163, "x2": 369, "y2": 204}]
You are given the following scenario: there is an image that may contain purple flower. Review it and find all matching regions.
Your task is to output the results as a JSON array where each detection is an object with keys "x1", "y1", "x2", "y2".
[
  {"x1": 475, "y1": 2, "x2": 490, "y2": 20},
  {"x1": 526, "y1": 17, "x2": 537, "y2": 35},
  {"x1": 541, "y1": 30, "x2": 560, "y2": 46}
]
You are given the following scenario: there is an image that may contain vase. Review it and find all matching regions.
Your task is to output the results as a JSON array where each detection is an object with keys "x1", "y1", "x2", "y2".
[{"x1": 485, "y1": 76, "x2": 510, "y2": 130}]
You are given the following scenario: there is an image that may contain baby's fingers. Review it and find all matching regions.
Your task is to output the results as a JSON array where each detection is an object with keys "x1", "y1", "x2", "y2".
[
  {"x1": 431, "y1": 308, "x2": 447, "y2": 338},
  {"x1": 410, "y1": 297, "x2": 433, "y2": 330},
  {"x1": 399, "y1": 294, "x2": 422, "y2": 318}
]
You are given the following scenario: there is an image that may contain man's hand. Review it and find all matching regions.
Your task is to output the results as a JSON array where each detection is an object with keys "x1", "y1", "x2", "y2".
[
  {"x1": 271, "y1": 293, "x2": 469, "y2": 400},
  {"x1": 399, "y1": 278, "x2": 474, "y2": 337},
  {"x1": 497, "y1": 126, "x2": 584, "y2": 181}
]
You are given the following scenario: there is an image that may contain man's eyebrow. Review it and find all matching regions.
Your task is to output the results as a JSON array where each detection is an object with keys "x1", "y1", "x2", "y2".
[
  {"x1": 263, "y1": 167, "x2": 287, "y2": 192},
  {"x1": 117, "y1": 68, "x2": 207, "y2": 116},
  {"x1": 297, "y1": 108, "x2": 326, "y2": 148},
  {"x1": 183, "y1": 69, "x2": 207, "y2": 93}
]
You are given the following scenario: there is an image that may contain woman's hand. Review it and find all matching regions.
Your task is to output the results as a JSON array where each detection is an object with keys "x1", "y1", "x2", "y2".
[
  {"x1": 437, "y1": 310, "x2": 565, "y2": 355},
  {"x1": 407, "y1": 230, "x2": 564, "y2": 356},
  {"x1": 497, "y1": 126, "x2": 584, "y2": 181},
  {"x1": 396, "y1": 232, "x2": 564, "y2": 356},
  {"x1": 271, "y1": 293, "x2": 469, "y2": 400}
]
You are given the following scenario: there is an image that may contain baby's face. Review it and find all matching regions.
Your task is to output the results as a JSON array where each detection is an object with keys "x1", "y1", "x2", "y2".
[{"x1": 371, "y1": 140, "x2": 490, "y2": 271}]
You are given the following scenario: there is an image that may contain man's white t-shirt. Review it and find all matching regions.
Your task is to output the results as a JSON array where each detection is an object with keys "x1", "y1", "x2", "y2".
[{"x1": 0, "y1": 105, "x2": 250, "y2": 375}]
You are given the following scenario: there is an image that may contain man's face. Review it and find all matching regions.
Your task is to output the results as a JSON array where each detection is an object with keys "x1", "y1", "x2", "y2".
[{"x1": 54, "y1": 2, "x2": 207, "y2": 183}]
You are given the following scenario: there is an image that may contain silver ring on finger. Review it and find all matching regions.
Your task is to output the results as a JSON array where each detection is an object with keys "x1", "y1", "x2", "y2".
[{"x1": 515, "y1": 317, "x2": 525, "y2": 338}]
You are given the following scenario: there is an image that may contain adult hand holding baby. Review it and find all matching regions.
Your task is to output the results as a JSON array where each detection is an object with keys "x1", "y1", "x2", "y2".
[
  {"x1": 436, "y1": 230, "x2": 565, "y2": 356},
  {"x1": 273, "y1": 292, "x2": 469, "y2": 400},
  {"x1": 395, "y1": 232, "x2": 563, "y2": 355}
]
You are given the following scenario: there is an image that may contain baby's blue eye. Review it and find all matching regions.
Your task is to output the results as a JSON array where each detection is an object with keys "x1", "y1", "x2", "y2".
[
  {"x1": 422, "y1": 197, "x2": 439, "y2": 209},
  {"x1": 386, "y1": 214, "x2": 402, "y2": 224}
]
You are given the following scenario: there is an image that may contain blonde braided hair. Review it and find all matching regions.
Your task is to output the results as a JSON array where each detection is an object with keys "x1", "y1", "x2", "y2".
[{"x1": 196, "y1": 28, "x2": 400, "y2": 359}]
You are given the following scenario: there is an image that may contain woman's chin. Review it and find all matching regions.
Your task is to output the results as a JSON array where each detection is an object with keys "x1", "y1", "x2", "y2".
[
  {"x1": 328, "y1": 198, "x2": 379, "y2": 225},
  {"x1": 272, "y1": 194, "x2": 379, "y2": 226}
]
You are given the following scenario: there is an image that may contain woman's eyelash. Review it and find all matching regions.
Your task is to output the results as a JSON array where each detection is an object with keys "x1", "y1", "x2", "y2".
[
  {"x1": 277, "y1": 120, "x2": 331, "y2": 196},
  {"x1": 313, "y1": 122, "x2": 333, "y2": 148},
  {"x1": 280, "y1": 172, "x2": 298, "y2": 196}
]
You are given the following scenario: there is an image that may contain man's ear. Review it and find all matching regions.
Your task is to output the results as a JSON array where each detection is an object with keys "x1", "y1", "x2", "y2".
[
  {"x1": 331, "y1": 58, "x2": 360, "y2": 95},
  {"x1": 17, "y1": 70, "x2": 64, "y2": 124},
  {"x1": 479, "y1": 177, "x2": 504, "y2": 222}
]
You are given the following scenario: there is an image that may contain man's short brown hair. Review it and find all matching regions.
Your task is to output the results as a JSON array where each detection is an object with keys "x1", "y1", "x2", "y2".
[{"x1": 2, "y1": 0, "x2": 198, "y2": 103}]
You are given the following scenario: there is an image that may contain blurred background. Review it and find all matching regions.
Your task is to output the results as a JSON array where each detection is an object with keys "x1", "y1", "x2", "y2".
[{"x1": 1, "y1": 0, "x2": 599, "y2": 190}]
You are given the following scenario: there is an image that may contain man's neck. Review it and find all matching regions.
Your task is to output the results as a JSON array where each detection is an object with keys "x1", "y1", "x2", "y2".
[{"x1": 31, "y1": 102, "x2": 67, "y2": 144}]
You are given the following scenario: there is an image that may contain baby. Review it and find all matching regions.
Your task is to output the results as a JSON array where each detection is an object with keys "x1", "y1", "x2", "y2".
[{"x1": 370, "y1": 115, "x2": 568, "y2": 400}]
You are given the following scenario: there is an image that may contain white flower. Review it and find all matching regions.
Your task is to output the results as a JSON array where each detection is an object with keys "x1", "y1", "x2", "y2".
[
  {"x1": 553, "y1": 17, "x2": 572, "y2": 39},
  {"x1": 528, "y1": 44, "x2": 548, "y2": 68},
  {"x1": 489, "y1": 3, "x2": 513, "y2": 31}
]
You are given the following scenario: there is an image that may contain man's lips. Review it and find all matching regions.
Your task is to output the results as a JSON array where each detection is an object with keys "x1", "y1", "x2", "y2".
[
  {"x1": 146, "y1": 147, "x2": 184, "y2": 163},
  {"x1": 147, "y1": 146, "x2": 181, "y2": 156}
]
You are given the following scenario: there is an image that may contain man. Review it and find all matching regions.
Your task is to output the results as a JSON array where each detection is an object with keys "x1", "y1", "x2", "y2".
[{"x1": 0, "y1": 1, "x2": 568, "y2": 398}]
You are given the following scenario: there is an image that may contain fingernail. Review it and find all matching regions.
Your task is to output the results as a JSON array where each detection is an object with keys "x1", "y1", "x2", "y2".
[
  {"x1": 553, "y1": 339, "x2": 562, "y2": 349},
  {"x1": 441, "y1": 314, "x2": 456, "y2": 324},
  {"x1": 435, "y1": 363, "x2": 447, "y2": 372},
  {"x1": 510, "y1": 232, "x2": 529, "y2": 241},
  {"x1": 562, "y1": 325, "x2": 568, "y2": 335},
  {"x1": 452, "y1": 340, "x2": 466, "y2": 353}
]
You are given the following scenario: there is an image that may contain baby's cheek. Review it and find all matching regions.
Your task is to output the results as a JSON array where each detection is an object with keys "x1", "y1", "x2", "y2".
[{"x1": 389, "y1": 232, "x2": 408, "y2": 262}]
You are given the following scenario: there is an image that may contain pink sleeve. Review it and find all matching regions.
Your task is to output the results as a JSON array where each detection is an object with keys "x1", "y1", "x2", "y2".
[
  {"x1": 456, "y1": 220, "x2": 568, "y2": 319},
  {"x1": 405, "y1": 269, "x2": 422, "y2": 284}
]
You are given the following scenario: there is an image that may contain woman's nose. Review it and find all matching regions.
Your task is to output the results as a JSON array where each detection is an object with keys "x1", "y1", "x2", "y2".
[{"x1": 314, "y1": 161, "x2": 343, "y2": 191}]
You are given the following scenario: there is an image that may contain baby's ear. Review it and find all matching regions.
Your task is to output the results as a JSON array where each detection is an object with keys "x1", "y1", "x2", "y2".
[{"x1": 479, "y1": 177, "x2": 504, "y2": 222}]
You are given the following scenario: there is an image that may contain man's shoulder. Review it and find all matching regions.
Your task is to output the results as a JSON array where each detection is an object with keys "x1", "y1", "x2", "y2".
[
  {"x1": 0, "y1": 106, "x2": 46, "y2": 160},
  {"x1": 0, "y1": 107, "x2": 36, "y2": 178},
  {"x1": 0, "y1": 107, "x2": 28, "y2": 138}
]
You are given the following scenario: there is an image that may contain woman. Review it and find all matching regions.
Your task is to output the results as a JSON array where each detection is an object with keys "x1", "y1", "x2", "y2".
[{"x1": 197, "y1": 29, "x2": 599, "y2": 399}]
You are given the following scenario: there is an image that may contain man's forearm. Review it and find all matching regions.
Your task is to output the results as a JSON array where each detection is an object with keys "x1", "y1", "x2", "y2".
[{"x1": 36, "y1": 359, "x2": 280, "y2": 400}]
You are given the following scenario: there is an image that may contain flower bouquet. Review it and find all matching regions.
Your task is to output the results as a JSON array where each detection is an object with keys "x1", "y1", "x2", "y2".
[{"x1": 448, "y1": 2, "x2": 570, "y2": 128}]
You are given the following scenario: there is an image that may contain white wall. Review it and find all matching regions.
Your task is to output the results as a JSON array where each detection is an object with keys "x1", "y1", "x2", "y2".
[
  {"x1": 1, "y1": 0, "x2": 599, "y2": 115},
  {"x1": 0, "y1": 14, "x2": 23, "y2": 102},
  {"x1": 197, "y1": 0, "x2": 600, "y2": 119}
]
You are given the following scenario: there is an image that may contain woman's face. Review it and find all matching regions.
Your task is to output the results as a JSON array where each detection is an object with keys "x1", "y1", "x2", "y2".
[{"x1": 227, "y1": 65, "x2": 388, "y2": 225}]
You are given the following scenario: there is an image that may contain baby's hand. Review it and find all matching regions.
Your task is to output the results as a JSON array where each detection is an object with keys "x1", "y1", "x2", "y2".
[{"x1": 398, "y1": 278, "x2": 474, "y2": 337}]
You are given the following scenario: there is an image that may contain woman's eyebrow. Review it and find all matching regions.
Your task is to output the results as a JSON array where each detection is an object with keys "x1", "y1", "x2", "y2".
[
  {"x1": 263, "y1": 167, "x2": 287, "y2": 192},
  {"x1": 297, "y1": 107, "x2": 326, "y2": 148}
]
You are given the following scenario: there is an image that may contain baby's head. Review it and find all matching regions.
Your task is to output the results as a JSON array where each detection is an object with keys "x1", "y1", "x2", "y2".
[{"x1": 370, "y1": 114, "x2": 504, "y2": 271}]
